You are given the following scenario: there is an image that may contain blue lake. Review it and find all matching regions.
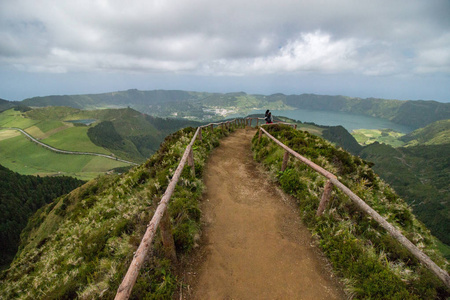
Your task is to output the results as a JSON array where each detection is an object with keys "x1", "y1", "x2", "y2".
[{"x1": 239, "y1": 109, "x2": 414, "y2": 133}]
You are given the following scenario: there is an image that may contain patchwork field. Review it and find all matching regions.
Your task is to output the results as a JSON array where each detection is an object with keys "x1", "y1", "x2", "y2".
[
  {"x1": 352, "y1": 128, "x2": 405, "y2": 147},
  {"x1": 0, "y1": 108, "x2": 134, "y2": 180},
  {"x1": 0, "y1": 132, "x2": 128, "y2": 180}
]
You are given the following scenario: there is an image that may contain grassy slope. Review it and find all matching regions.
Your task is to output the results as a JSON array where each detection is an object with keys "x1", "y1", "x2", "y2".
[
  {"x1": 359, "y1": 143, "x2": 450, "y2": 247},
  {"x1": 0, "y1": 107, "x2": 190, "y2": 178},
  {"x1": 42, "y1": 126, "x2": 111, "y2": 154},
  {"x1": 401, "y1": 119, "x2": 450, "y2": 146},
  {"x1": 252, "y1": 125, "x2": 449, "y2": 299},
  {"x1": 0, "y1": 125, "x2": 227, "y2": 299},
  {"x1": 0, "y1": 131, "x2": 128, "y2": 180}
]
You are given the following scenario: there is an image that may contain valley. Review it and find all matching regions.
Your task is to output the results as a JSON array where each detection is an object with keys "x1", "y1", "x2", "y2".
[{"x1": 0, "y1": 91, "x2": 449, "y2": 298}]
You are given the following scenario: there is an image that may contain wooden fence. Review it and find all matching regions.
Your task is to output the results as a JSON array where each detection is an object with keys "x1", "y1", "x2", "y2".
[
  {"x1": 115, "y1": 118, "x2": 449, "y2": 299},
  {"x1": 115, "y1": 118, "x2": 242, "y2": 299},
  {"x1": 258, "y1": 125, "x2": 450, "y2": 289}
]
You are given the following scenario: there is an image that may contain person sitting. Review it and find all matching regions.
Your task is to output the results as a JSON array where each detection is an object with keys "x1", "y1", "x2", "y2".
[{"x1": 265, "y1": 111, "x2": 273, "y2": 124}]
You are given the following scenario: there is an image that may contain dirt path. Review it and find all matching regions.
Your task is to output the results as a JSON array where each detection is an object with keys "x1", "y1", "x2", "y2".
[{"x1": 184, "y1": 128, "x2": 345, "y2": 299}]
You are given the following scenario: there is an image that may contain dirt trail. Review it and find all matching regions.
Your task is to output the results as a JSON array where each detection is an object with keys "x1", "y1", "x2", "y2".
[{"x1": 186, "y1": 128, "x2": 345, "y2": 299}]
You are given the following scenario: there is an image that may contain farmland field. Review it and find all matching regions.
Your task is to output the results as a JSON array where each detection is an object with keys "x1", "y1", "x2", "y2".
[
  {"x1": 0, "y1": 132, "x2": 129, "y2": 180},
  {"x1": 41, "y1": 126, "x2": 111, "y2": 154},
  {"x1": 352, "y1": 129, "x2": 405, "y2": 147}
]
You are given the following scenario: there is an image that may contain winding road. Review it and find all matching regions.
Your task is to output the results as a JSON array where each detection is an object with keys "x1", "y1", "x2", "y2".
[{"x1": 1, "y1": 127, "x2": 138, "y2": 165}]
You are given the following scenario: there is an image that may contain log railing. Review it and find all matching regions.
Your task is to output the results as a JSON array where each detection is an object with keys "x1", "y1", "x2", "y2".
[
  {"x1": 115, "y1": 118, "x2": 242, "y2": 300},
  {"x1": 258, "y1": 125, "x2": 450, "y2": 289},
  {"x1": 116, "y1": 117, "x2": 449, "y2": 299}
]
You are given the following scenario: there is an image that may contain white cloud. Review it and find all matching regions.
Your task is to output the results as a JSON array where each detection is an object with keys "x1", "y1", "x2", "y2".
[{"x1": 0, "y1": 0, "x2": 449, "y2": 100}]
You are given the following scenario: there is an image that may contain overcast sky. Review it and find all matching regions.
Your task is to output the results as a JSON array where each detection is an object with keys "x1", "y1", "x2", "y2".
[{"x1": 1, "y1": 0, "x2": 449, "y2": 102}]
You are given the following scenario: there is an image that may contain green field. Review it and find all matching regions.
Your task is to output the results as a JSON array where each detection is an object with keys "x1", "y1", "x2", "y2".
[
  {"x1": 41, "y1": 126, "x2": 111, "y2": 154},
  {"x1": 0, "y1": 132, "x2": 129, "y2": 180},
  {"x1": 352, "y1": 128, "x2": 405, "y2": 147},
  {"x1": 0, "y1": 109, "x2": 39, "y2": 129}
]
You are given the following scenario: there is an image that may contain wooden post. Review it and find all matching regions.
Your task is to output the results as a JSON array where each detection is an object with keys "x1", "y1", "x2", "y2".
[
  {"x1": 317, "y1": 180, "x2": 333, "y2": 216},
  {"x1": 188, "y1": 148, "x2": 195, "y2": 176},
  {"x1": 281, "y1": 150, "x2": 290, "y2": 172},
  {"x1": 210, "y1": 124, "x2": 213, "y2": 133},
  {"x1": 160, "y1": 211, "x2": 177, "y2": 263},
  {"x1": 258, "y1": 128, "x2": 262, "y2": 144},
  {"x1": 256, "y1": 118, "x2": 259, "y2": 127},
  {"x1": 198, "y1": 127, "x2": 202, "y2": 141},
  {"x1": 221, "y1": 123, "x2": 224, "y2": 132},
  {"x1": 294, "y1": 124, "x2": 297, "y2": 129}
]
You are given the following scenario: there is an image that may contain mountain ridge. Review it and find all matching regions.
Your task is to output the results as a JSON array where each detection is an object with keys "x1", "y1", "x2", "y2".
[{"x1": 20, "y1": 89, "x2": 450, "y2": 129}]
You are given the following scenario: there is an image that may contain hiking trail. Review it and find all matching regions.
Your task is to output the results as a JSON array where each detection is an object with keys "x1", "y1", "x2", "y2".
[{"x1": 183, "y1": 128, "x2": 345, "y2": 299}]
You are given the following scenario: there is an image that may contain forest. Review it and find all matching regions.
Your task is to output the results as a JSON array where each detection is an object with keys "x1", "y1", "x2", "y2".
[{"x1": 0, "y1": 164, "x2": 84, "y2": 268}]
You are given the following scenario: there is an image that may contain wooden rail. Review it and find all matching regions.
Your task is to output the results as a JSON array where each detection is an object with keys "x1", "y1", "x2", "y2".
[
  {"x1": 115, "y1": 119, "x2": 240, "y2": 299},
  {"x1": 258, "y1": 126, "x2": 450, "y2": 289},
  {"x1": 116, "y1": 116, "x2": 448, "y2": 298}
]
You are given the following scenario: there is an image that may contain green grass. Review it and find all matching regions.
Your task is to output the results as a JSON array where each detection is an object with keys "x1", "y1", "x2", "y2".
[
  {"x1": 252, "y1": 125, "x2": 449, "y2": 299},
  {"x1": 35, "y1": 120, "x2": 66, "y2": 133},
  {"x1": 352, "y1": 129, "x2": 405, "y2": 147},
  {"x1": 436, "y1": 239, "x2": 450, "y2": 260},
  {"x1": 0, "y1": 109, "x2": 39, "y2": 129},
  {"x1": 42, "y1": 126, "x2": 111, "y2": 154},
  {"x1": 0, "y1": 134, "x2": 129, "y2": 180},
  {"x1": 0, "y1": 125, "x2": 227, "y2": 299}
]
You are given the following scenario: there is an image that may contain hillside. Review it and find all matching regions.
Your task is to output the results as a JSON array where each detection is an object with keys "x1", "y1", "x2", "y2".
[
  {"x1": 359, "y1": 142, "x2": 450, "y2": 248},
  {"x1": 0, "y1": 164, "x2": 84, "y2": 268},
  {"x1": 252, "y1": 125, "x2": 449, "y2": 298},
  {"x1": 21, "y1": 89, "x2": 450, "y2": 128},
  {"x1": 274, "y1": 117, "x2": 450, "y2": 255},
  {"x1": 0, "y1": 107, "x2": 199, "y2": 179},
  {"x1": 401, "y1": 119, "x2": 450, "y2": 146},
  {"x1": 0, "y1": 126, "x2": 224, "y2": 299},
  {"x1": 1, "y1": 124, "x2": 448, "y2": 298}
]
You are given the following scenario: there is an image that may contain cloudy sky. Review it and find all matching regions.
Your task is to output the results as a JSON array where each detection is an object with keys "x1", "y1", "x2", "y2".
[{"x1": 1, "y1": 0, "x2": 449, "y2": 102}]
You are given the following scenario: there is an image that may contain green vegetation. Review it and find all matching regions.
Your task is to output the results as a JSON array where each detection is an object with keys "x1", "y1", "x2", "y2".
[
  {"x1": 0, "y1": 109, "x2": 39, "y2": 129},
  {"x1": 43, "y1": 126, "x2": 111, "y2": 154},
  {"x1": 352, "y1": 129, "x2": 405, "y2": 147},
  {"x1": 0, "y1": 106, "x2": 200, "y2": 179},
  {"x1": 252, "y1": 125, "x2": 449, "y2": 299},
  {"x1": 360, "y1": 142, "x2": 450, "y2": 247},
  {"x1": 0, "y1": 164, "x2": 84, "y2": 268},
  {"x1": 401, "y1": 119, "x2": 450, "y2": 146},
  {"x1": 0, "y1": 132, "x2": 129, "y2": 180},
  {"x1": 0, "y1": 124, "x2": 233, "y2": 299}
]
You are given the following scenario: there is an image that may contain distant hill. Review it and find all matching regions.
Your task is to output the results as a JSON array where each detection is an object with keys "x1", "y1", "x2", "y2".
[
  {"x1": 401, "y1": 119, "x2": 450, "y2": 146},
  {"x1": 21, "y1": 89, "x2": 450, "y2": 129},
  {"x1": 0, "y1": 98, "x2": 12, "y2": 111},
  {"x1": 0, "y1": 164, "x2": 84, "y2": 268}
]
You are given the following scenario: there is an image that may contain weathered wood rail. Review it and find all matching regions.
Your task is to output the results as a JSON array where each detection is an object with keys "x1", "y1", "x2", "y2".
[
  {"x1": 258, "y1": 125, "x2": 450, "y2": 289},
  {"x1": 115, "y1": 118, "x2": 243, "y2": 300},
  {"x1": 115, "y1": 117, "x2": 449, "y2": 299}
]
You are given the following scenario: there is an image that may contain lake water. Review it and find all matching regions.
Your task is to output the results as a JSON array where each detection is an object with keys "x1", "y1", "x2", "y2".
[
  {"x1": 66, "y1": 119, "x2": 97, "y2": 126},
  {"x1": 239, "y1": 109, "x2": 414, "y2": 133}
]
